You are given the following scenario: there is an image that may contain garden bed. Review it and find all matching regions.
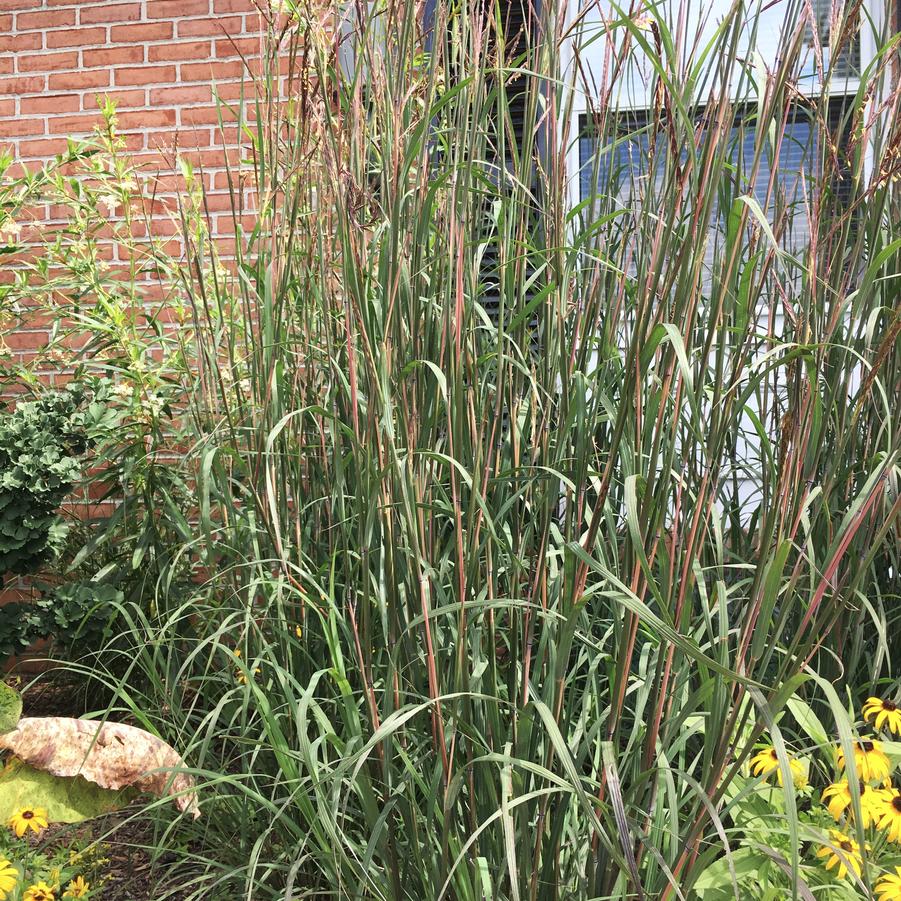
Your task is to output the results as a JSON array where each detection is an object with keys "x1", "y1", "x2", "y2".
[{"x1": 6, "y1": 679, "x2": 196, "y2": 901}]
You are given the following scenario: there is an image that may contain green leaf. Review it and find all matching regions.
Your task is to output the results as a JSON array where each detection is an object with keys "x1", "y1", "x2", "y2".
[
  {"x1": 693, "y1": 848, "x2": 771, "y2": 899},
  {"x1": 0, "y1": 683, "x2": 21, "y2": 734},
  {"x1": 0, "y1": 757, "x2": 136, "y2": 824}
]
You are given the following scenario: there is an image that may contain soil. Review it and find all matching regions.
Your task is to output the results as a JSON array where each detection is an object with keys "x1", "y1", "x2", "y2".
[{"x1": 41, "y1": 816, "x2": 194, "y2": 901}]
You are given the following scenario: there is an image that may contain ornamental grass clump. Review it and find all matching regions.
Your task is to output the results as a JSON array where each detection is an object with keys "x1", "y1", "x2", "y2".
[{"x1": 2, "y1": 0, "x2": 899, "y2": 897}]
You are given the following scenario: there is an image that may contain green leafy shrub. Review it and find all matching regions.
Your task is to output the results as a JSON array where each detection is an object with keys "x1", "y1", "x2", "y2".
[
  {"x1": 0, "y1": 387, "x2": 88, "y2": 581},
  {"x1": 0, "y1": 583, "x2": 123, "y2": 662},
  {"x1": 0, "y1": 383, "x2": 129, "y2": 663}
]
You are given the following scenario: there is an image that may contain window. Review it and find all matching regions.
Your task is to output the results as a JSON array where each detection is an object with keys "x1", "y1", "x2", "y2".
[
  {"x1": 566, "y1": 0, "x2": 874, "y2": 218},
  {"x1": 562, "y1": 0, "x2": 883, "y2": 516},
  {"x1": 577, "y1": 97, "x2": 854, "y2": 258}
]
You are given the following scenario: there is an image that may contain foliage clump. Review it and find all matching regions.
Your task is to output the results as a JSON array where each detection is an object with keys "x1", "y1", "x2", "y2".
[{"x1": 0, "y1": 387, "x2": 88, "y2": 581}]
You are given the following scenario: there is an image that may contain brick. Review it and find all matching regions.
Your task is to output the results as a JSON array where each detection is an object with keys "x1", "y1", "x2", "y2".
[
  {"x1": 214, "y1": 36, "x2": 261, "y2": 57},
  {"x1": 180, "y1": 60, "x2": 247, "y2": 81},
  {"x1": 0, "y1": 98, "x2": 12, "y2": 116},
  {"x1": 214, "y1": 0, "x2": 256, "y2": 11},
  {"x1": 116, "y1": 108, "x2": 177, "y2": 130},
  {"x1": 82, "y1": 88, "x2": 146, "y2": 110},
  {"x1": 0, "y1": 117, "x2": 44, "y2": 137},
  {"x1": 0, "y1": 75, "x2": 45, "y2": 95},
  {"x1": 18, "y1": 137, "x2": 68, "y2": 158},
  {"x1": 0, "y1": 0, "x2": 40, "y2": 9},
  {"x1": 165, "y1": 127, "x2": 211, "y2": 148},
  {"x1": 148, "y1": 40, "x2": 212, "y2": 62},
  {"x1": 16, "y1": 7, "x2": 76, "y2": 29},
  {"x1": 1, "y1": 31, "x2": 41, "y2": 51},
  {"x1": 3, "y1": 330, "x2": 52, "y2": 350},
  {"x1": 119, "y1": 132, "x2": 145, "y2": 152},
  {"x1": 109, "y1": 22, "x2": 174, "y2": 43},
  {"x1": 16, "y1": 51, "x2": 79, "y2": 72},
  {"x1": 0, "y1": 58, "x2": 11, "y2": 75},
  {"x1": 49, "y1": 69, "x2": 111, "y2": 90},
  {"x1": 115, "y1": 64, "x2": 177, "y2": 86},
  {"x1": 47, "y1": 113, "x2": 103, "y2": 135},
  {"x1": 146, "y1": 0, "x2": 212, "y2": 17},
  {"x1": 209, "y1": 79, "x2": 252, "y2": 101},
  {"x1": 20, "y1": 93, "x2": 80, "y2": 114},
  {"x1": 179, "y1": 104, "x2": 227, "y2": 126},
  {"x1": 201, "y1": 191, "x2": 247, "y2": 211},
  {"x1": 177, "y1": 15, "x2": 244, "y2": 36},
  {"x1": 81, "y1": 46, "x2": 144, "y2": 67},
  {"x1": 80, "y1": 3, "x2": 142, "y2": 24},
  {"x1": 150, "y1": 84, "x2": 212, "y2": 105},
  {"x1": 46, "y1": 27, "x2": 107, "y2": 49}
]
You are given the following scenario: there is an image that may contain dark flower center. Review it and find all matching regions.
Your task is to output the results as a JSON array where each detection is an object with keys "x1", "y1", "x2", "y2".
[
  {"x1": 840, "y1": 840, "x2": 854, "y2": 852},
  {"x1": 885, "y1": 701, "x2": 897, "y2": 711},
  {"x1": 22, "y1": 810, "x2": 33, "y2": 820},
  {"x1": 892, "y1": 796, "x2": 901, "y2": 813},
  {"x1": 859, "y1": 741, "x2": 875, "y2": 752}
]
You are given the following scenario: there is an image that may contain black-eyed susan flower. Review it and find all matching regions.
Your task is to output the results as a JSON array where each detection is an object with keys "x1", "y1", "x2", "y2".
[
  {"x1": 0, "y1": 858, "x2": 17, "y2": 899},
  {"x1": 864, "y1": 698, "x2": 901, "y2": 735},
  {"x1": 23, "y1": 883, "x2": 55, "y2": 901},
  {"x1": 877, "y1": 867, "x2": 901, "y2": 901},
  {"x1": 822, "y1": 780, "x2": 887, "y2": 825},
  {"x1": 876, "y1": 789, "x2": 901, "y2": 842},
  {"x1": 750, "y1": 746, "x2": 807, "y2": 787},
  {"x1": 836, "y1": 739, "x2": 892, "y2": 783},
  {"x1": 63, "y1": 876, "x2": 89, "y2": 899},
  {"x1": 816, "y1": 829, "x2": 864, "y2": 880},
  {"x1": 8, "y1": 806, "x2": 49, "y2": 838},
  {"x1": 232, "y1": 649, "x2": 260, "y2": 685}
]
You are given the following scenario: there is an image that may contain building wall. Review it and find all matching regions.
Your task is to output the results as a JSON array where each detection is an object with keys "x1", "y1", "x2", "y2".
[
  {"x1": 0, "y1": 0, "x2": 279, "y2": 374},
  {"x1": 0, "y1": 0, "x2": 285, "y2": 658}
]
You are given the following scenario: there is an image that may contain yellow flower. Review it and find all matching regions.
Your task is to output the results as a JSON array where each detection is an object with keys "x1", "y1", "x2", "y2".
[
  {"x1": 821, "y1": 780, "x2": 887, "y2": 825},
  {"x1": 23, "y1": 883, "x2": 55, "y2": 901},
  {"x1": 63, "y1": 876, "x2": 89, "y2": 898},
  {"x1": 294, "y1": 625, "x2": 302, "y2": 639},
  {"x1": 8, "y1": 806, "x2": 49, "y2": 837},
  {"x1": 816, "y1": 830, "x2": 863, "y2": 880},
  {"x1": 836, "y1": 739, "x2": 892, "y2": 783},
  {"x1": 0, "y1": 858, "x2": 18, "y2": 899},
  {"x1": 750, "y1": 746, "x2": 807, "y2": 787},
  {"x1": 876, "y1": 789, "x2": 901, "y2": 842},
  {"x1": 864, "y1": 698, "x2": 901, "y2": 735},
  {"x1": 877, "y1": 867, "x2": 901, "y2": 901}
]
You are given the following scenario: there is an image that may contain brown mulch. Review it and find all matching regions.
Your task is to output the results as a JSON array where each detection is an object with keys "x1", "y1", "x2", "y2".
[
  {"x1": 18, "y1": 676, "x2": 199, "y2": 901},
  {"x1": 41, "y1": 816, "x2": 195, "y2": 901}
]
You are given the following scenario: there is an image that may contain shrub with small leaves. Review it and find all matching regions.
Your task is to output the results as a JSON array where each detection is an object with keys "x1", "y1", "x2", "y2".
[{"x1": 0, "y1": 387, "x2": 88, "y2": 582}]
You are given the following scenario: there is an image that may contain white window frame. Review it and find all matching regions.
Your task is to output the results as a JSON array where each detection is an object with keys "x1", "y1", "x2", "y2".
[{"x1": 560, "y1": 0, "x2": 886, "y2": 214}]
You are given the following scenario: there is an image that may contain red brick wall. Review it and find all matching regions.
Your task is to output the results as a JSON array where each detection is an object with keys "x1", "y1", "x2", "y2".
[
  {"x1": 0, "y1": 1, "x2": 283, "y2": 658},
  {"x1": 1, "y1": 0, "x2": 268, "y2": 172},
  {"x1": 0, "y1": 0, "x2": 288, "y2": 371},
  {"x1": 2, "y1": 3, "x2": 271, "y2": 181}
]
